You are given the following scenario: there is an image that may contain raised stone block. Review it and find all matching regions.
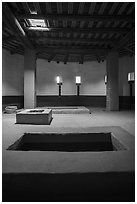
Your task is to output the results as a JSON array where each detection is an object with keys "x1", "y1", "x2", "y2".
[{"x1": 16, "y1": 109, "x2": 52, "y2": 125}]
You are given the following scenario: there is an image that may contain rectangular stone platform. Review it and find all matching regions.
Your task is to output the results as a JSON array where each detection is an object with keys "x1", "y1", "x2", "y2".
[
  {"x1": 16, "y1": 109, "x2": 52, "y2": 125},
  {"x1": 37, "y1": 106, "x2": 90, "y2": 114}
]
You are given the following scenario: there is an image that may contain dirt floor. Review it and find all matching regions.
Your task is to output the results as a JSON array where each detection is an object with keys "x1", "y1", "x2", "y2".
[
  {"x1": 2, "y1": 107, "x2": 135, "y2": 202},
  {"x1": 3, "y1": 107, "x2": 135, "y2": 135}
]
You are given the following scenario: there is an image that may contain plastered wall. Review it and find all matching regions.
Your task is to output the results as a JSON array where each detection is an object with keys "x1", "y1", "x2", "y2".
[
  {"x1": 36, "y1": 59, "x2": 106, "y2": 95},
  {"x1": 2, "y1": 49, "x2": 135, "y2": 96},
  {"x1": 2, "y1": 49, "x2": 24, "y2": 96}
]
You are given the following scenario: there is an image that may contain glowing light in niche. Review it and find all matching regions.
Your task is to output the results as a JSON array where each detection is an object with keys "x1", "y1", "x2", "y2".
[
  {"x1": 128, "y1": 72, "x2": 135, "y2": 82},
  {"x1": 76, "y1": 76, "x2": 81, "y2": 84},
  {"x1": 104, "y1": 75, "x2": 107, "y2": 84},
  {"x1": 56, "y1": 76, "x2": 62, "y2": 84}
]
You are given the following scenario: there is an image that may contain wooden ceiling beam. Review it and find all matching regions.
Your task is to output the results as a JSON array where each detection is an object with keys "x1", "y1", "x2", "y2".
[
  {"x1": 3, "y1": 12, "x2": 25, "y2": 46},
  {"x1": 98, "y1": 2, "x2": 107, "y2": 15},
  {"x1": 96, "y1": 55, "x2": 102, "y2": 63},
  {"x1": 78, "y1": 2, "x2": 85, "y2": 15},
  {"x1": 124, "y1": 47, "x2": 134, "y2": 54},
  {"x1": 31, "y1": 36, "x2": 116, "y2": 44},
  {"x1": 18, "y1": 13, "x2": 134, "y2": 22},
  {"x1": 79, "y1": 54, "x2": 84, "y2": 64},
  {"x1": 10, "y1": 2, "x2": 20, "y2": 13},
  {"x1": 3, "y1": 43, "x2": 15, "y2": 51},
  {"x1": 53, "y1": 27, "x2": 128, "y2": 33},
  {"x1": 108, "y1": 3, "x2": 119, "y2": 15},
  {"x1": 45, "y1": 2, "x2": 52, "y2": 14},
  {"x1": 64, "y1": 54, "x2": 69, "y2": 64},
  {"x1": 48, "y1": 53, "x2": 56, "y2": 62},
  {"x1": 22, "y1": 2, "x2": 30, "y2": 13},
  {"x1": 27, "y1": 27, "x2": 129, "y2": 34},
  {"x1": 10, "y1": 48, "x2": 24, "y2": 55},
  {"x1": 3, "y1": 3, "x2": 33, "y2": 49},
  {"x1": 113, "y1": 28, "x2": 135, "y2": 50},
  {"x1": 68, "y1": 2, "x2": 73, "y2": 14},
  {"x1": 3, "y1": 46, "x2": 23, "y2": 55},
  {"x1": 2, "y1": 35, "x2": 17, "y2": 43},
  {"x1": 34, "y1": 2, "x2": 41, "y2": 14},
  {"x1": 3, "y1": 42, "x2": 24, "y2": 54},
  {"x1": 118, "y1": 2, "x2": 129, "y2": 15},
  {"x1": 127, "y1": 3, "x2": 135, "y2": 15},
  {"x1": 88, "y1": 3, "x2": 96, "y2": 15},
  {"x1": 4, "y1": 41, "x2": 23, "y2": 49},
  {"x1": 57, "y1": 2, "x2": 62, "y2": 14},
  {"x1": 36, "y1": 47, "x2": 109, "y2": 55}
]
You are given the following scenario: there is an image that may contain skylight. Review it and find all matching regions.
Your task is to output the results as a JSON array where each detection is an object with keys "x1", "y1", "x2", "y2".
[{"x1": 28, "y1": 19, "x2": 46, "y2": 27}]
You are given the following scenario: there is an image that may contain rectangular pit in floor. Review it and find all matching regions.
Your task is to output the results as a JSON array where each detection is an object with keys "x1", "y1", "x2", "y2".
[
  {"x1": 7, "y1": 132, "x2": 126, "y2": 152},
  {"x1": 16, "y1": 109, "x2": 52, "y2": 125}
]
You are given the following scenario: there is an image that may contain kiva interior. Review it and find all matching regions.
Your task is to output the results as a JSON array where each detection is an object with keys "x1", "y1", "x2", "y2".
[{"x1": 2, "y1": 2, "x2": 135, "y2": 202}]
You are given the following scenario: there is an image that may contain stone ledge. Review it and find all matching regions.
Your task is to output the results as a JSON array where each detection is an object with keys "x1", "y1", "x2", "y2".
[{"x1": 16, "y1": 109, "x2": 52, "y2": 125}]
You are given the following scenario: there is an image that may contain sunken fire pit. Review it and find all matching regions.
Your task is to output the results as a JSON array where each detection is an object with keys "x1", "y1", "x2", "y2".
[
  {"x1": 3, "y1": 127, "x2": 135, "y2": 202},
  {"x1": 7, "y1": 132, "x2": 126, "y2": 152}
]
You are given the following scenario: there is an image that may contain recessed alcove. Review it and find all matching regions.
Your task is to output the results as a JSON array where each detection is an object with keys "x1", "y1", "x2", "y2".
[{"x1": 7, "y1": 132, "x2": 126, "y2": 152}]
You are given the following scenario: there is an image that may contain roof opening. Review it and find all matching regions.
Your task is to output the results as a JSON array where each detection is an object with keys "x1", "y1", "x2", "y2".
[
  {"x1": 26, "y1": 19, "x2": 50, "y2": 31},
  {"x1": 28, "y1": 19, "x2": 46, "y2": 27}
]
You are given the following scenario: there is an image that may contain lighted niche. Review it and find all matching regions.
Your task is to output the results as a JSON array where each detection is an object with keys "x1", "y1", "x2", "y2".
[
  {"x1": 104, "y1": 75, "x2": 107, "y2": 84},
  {"x1": 76, "y1": 76, "x2": 81, "y2": 85},
  {"x1": 128, "y1": 72, "x2": 135, "y2": 83},
  {"x1": 56, "y1": 76, "x2": 62, "y2": 85},
  {"x1": 75, "y1": 76, "x2": 81, "y2": 96},
  {"x1": 56, "y1": 76, "x2": 62, "y2": 96}
]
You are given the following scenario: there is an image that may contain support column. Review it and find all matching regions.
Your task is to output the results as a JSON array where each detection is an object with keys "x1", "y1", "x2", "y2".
[
  {"x1": 24, "y1": 48, "x2": 36, "y2": 109},
  {"x1": 106, "y1": 51, "x2": 119, "y2": 111}
]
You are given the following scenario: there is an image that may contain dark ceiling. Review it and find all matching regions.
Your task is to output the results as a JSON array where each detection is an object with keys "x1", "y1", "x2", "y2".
[{"x1": 2, "y1": 2, "x2": 135, "y2": 63}]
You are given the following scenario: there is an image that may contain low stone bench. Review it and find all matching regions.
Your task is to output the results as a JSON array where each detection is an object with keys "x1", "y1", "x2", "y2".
[
  {"x1": 4, "y1": 106, "x2": 18, "y2": 114},
  {"x1": 16, "y1": 109, "x2": 52, "y2": 125}
]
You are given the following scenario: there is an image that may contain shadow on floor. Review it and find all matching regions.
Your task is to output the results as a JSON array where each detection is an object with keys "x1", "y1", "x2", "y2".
[
  {"x1": 3, "y1": 172, "x2": 135, "y2": 202},
  {"x1": 15, "y1": 117, "x2": 53, "y2": 125}
]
